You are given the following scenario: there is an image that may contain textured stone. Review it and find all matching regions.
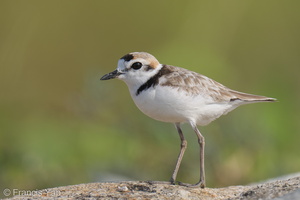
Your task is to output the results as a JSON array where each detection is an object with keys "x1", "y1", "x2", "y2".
[{"x1": 6, "y1": 176, "x2": 300, "y2": 200}]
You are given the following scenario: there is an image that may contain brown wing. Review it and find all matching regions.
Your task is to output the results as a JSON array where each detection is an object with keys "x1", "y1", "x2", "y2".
[{"x1": 160, "y1": 65, "x2": 276, "y2": 103}]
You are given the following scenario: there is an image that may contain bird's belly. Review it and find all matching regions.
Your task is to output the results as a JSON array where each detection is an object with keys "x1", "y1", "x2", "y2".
[{"x1": 130, "y1": 87, "x2": 235, "y2": 125}]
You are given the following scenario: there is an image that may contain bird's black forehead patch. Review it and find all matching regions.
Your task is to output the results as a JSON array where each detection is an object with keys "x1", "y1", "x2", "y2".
[{"x1": 120, "y1": 54, "x2": 134, "y2": 62}]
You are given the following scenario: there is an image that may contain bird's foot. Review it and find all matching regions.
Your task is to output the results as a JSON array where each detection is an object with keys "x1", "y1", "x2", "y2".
[
  {"x1": 169, "y1": 178, "x2": 176, "y2": 185},
  {"x1": 178, "y1": 181, "x2": 205, "y2": 188}
]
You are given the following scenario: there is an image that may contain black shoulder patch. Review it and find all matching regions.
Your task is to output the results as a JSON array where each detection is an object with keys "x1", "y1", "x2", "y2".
[
  {"x1": 136, "y1": 65, "x2": 172, "y2": 96},
  {"x1": 121, "y1": 54, "x2": 134, "y2": 62}
]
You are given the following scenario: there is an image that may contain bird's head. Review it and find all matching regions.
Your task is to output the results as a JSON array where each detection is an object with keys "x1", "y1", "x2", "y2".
[{"x1": 100, "y1": 52, "x2": 162, "y2": 87}]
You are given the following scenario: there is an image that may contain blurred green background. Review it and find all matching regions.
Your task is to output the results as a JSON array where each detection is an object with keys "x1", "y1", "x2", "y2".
[{"x1": 1, "y1": 0, "x2": 299, "y2": 196}]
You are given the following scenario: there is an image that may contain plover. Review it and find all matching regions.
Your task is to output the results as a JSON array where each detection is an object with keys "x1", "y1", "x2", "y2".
[{"x1": 100, "y1": 52, "x2": 276, "y2": 188}]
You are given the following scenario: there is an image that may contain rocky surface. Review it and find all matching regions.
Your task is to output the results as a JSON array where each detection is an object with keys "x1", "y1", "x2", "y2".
[{"x1": 6, "y1": 176, "x2": 300, "y2": 200}]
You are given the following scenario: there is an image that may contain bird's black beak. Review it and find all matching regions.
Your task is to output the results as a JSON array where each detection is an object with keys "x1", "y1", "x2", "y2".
[{"x1": 100, "y1": 70, "x2": 122, "y2": 80}]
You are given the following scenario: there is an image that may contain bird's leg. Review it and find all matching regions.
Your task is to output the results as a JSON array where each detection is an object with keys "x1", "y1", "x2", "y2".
[
  {"x1": 170, "y1": 123, "x2": 187, "y2": 185},
  {"x1": 179, "y1": 121, "x2": 205, "y2": 188}
]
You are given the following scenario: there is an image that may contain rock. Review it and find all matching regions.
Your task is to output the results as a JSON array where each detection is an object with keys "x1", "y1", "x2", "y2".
[
  {"x1": 6, "y1": 176, "x2": 300, "y2": 200},
  {"x1": 231, "y1": 176, "x2": 300, "y2": 200}
]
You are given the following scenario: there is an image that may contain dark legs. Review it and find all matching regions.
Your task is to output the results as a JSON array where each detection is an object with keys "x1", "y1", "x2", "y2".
[
  {"x1": 170, "y1": 123, "x2": 187, "y2": 184},
  {"x1": 171, "y1": 121, "x2": 206, "y2": 188}
]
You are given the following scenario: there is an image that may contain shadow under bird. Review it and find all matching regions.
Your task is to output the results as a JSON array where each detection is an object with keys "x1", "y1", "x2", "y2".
[{"x1": 100, "y1": 52, "x2": 276, "y2": 188}]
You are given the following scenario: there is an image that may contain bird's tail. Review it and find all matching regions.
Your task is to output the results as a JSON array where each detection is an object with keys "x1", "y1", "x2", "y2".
[{"x1": 229, "y1": 90, "x2": 277, "y2": 103}]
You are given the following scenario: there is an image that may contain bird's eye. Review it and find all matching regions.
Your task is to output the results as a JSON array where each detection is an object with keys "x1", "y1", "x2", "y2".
[{"x1": 131, "y1": 62, "x2": 142, "y2": 70}]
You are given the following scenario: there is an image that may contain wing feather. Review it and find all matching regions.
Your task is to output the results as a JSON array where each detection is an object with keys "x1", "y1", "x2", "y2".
[{"x1": 160, "y1": 65, "x2": 276, "y2": 103}]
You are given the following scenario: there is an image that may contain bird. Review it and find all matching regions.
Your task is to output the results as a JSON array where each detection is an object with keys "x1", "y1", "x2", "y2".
[{"x1": 100, "y1": 52, "x2": 276, "y2": 188}]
